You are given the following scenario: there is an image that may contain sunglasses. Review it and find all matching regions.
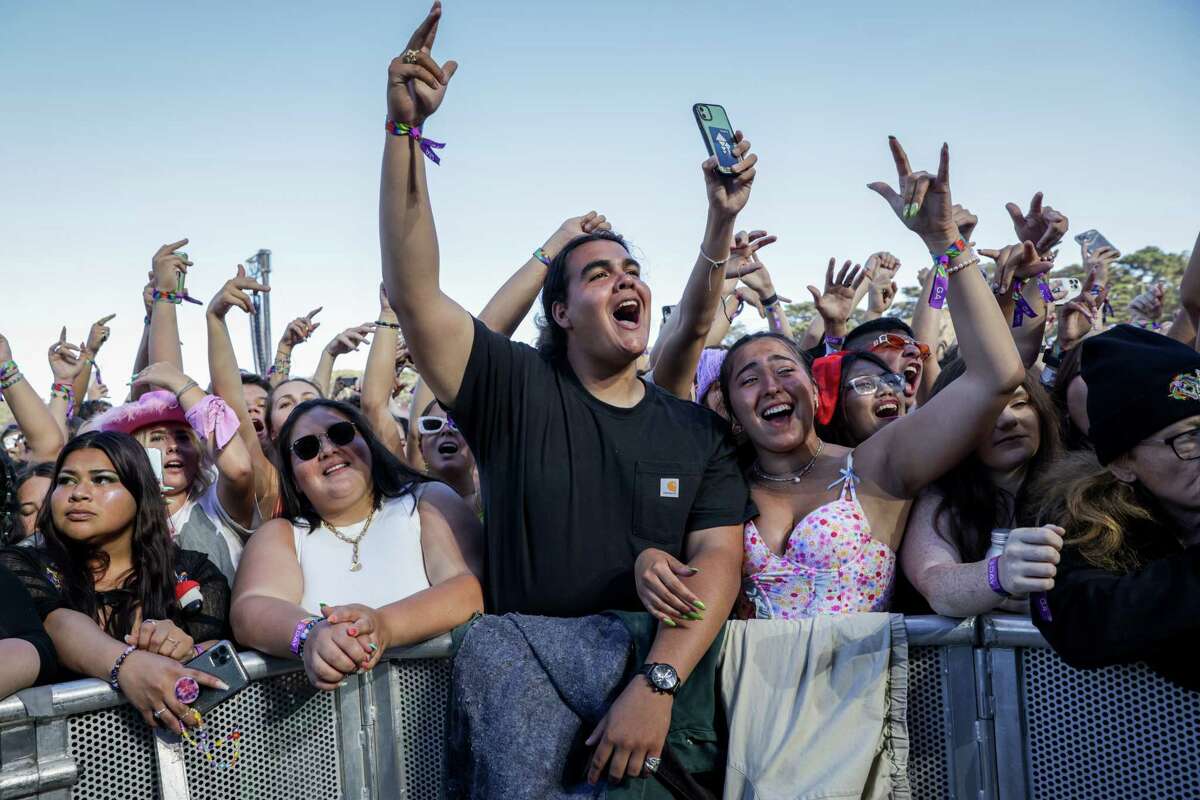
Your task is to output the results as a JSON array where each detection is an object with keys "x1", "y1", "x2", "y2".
[
  {"x1": 869, "y1": 333, "x2": 931, "y2": 361},
  {"x1": 417, "y1": 416, "x2": 460, "y2": 436},
  {"x1": 846, "y1": 372, "x2": 906, "y2": 396},
  {"x1": 289, "y1": 421, "x2": 358, "y2": 461}
]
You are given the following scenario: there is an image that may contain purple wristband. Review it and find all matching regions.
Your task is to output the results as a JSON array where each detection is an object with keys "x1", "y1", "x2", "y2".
[
  {"x1": 290, "y1": 617, "x2": 320, "y2": 656},
  {"x1": 987, "y1": 556, "x2": 1010, "y2": 597}
]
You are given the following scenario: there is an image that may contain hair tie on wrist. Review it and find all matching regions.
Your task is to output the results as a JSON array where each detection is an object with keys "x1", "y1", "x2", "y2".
[
  {"x1": 374, "y1": 319, "x2": 402, "y2": 330},
  {"x1": 760, "y1": 293, "x2": 779, "y2": 308},
  {"x1": 699, "y1": 246, "x2": 731, "y2": 270},
  {"x1": 386, "y1": 120, "x2": 446, "y2": 164}
]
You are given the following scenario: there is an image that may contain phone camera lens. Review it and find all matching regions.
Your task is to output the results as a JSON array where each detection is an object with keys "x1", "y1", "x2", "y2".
[{"x1": 213, "y1": 647, "x2": 231, "y2": 666}]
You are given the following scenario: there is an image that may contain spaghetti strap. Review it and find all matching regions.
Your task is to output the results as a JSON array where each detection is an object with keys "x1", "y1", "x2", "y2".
[{"x1": 826, "y1": 451, "x2": 860, "y2": 503}]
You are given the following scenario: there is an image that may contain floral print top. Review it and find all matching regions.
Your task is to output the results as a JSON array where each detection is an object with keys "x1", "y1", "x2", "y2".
[{"x1": 740, "y1": 453, "x2": 895, "y2": 619}]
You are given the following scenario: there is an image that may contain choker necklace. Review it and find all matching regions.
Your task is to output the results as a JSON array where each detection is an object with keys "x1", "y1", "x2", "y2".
[
  {"x1": 751, "y1": 441, "x2": 825, "y2": 484},
  {"x1": 321, "y1": 506, "x2": 377, "y2": 572}
]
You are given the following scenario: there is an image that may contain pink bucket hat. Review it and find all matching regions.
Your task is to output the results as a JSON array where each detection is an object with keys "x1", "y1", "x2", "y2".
[{"x1": 86, "y1": 390, "x2": 188, "y2": 436}]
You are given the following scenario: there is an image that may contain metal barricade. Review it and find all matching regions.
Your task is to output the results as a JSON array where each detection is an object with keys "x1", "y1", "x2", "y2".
[
  {"x1": 26, "y1": 615, "x2": 1193, "y2": 798},
  {"x1": 981, "y1": 614, "x2": 1200, "y2": 800}
]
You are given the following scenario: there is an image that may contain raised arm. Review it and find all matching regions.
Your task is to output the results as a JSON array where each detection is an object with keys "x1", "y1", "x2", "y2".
[
  {"x1": 147, "y1": 239, "x2": 191, "y2": 371},
  {"x1": 268, "y1": 308, "x2": 322, "y2": 388},
  {"x1": 478, "y1": 212, "x2": 611, "y2": 337},
  {"x1": 380, "y1": 3, "x2": 474, "y2": 407},
  {"x1": 1180, "y1": 229, "x2": 1200, "y2": 327},
  {"x1": 312, "y1": 324, "x2": 374, "y2": 398},
  {"x1": 132, "y1": 362, "x2": 256, "y2": 528},
  {"x1": 736, "y1": 241, "x2": 792, "y2": 339},
  {"x1": 0, "y1": 335, "x2": 65, "y2": 463},
  {"x1": 860, "y1": 138, "x2": 1025, "y2": 497},
  {"x1": 980, "y1": 242, "x2": 1055, "y2": 368},
  {"x1": 205, "y1": 265, "x2": 276, "y2": 504},
  {"x1": 72, "y1": 314, "x2": 115, "y2": 404},
  {"x1": 646, "y1": 138, "x2": 760, "y2": 399},
  {"x1": 46, "y1": 329, "x2": 86, "y2": 440},
  {"x1": 362, "y1": 285, "x2": 407, "y2": 456},
  {"x1": 805, "y1": 258, "x2": 866, "y2": 351}
]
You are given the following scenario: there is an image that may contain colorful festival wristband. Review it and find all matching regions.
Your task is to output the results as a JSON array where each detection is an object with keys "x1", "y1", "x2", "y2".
[
  {"x1": 927, "y1": 239, "x2": 967, "y2": 309},
  {"x1": 50, "y1": 382, "x2": 77, "y2": 419},
  {"x1": 532, "y1": 247, "x2": 552, "y2": 267},
  {"x1": 987, "y1": 556, "x2": 1010, "y2": 597},
  {"x1": 1010, "y1": 280, "x2": 1040, "y2": 328},
  {"x1": 151, "y1": 288, "x2": 201, "y2": 306},
  {"x1": 386, "y1": 120, "x2": 446, "y2": 164},
  {"x1": 290, "y1": 616, "x2": 321, "y2": 656}
]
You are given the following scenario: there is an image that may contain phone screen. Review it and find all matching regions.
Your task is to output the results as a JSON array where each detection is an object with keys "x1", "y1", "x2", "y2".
[
  {"x1": 693, "y1": 103, "x2": 739, "y2": 173},
  {"x1": 143, "y1": 447, "x2": 165, "y2": 490}
]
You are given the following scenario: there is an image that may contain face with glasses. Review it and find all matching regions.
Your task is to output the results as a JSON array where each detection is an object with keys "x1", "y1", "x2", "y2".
[
  {"x1": 853, "y1": 332, "x2": 929, "y2": 408},
  {"x1": 1110, "y1": 415, "x2": 1200, "y2": 512},
  {"x1": 840, "y1": 360, "x2": 907, "y2": 442},
  {"x1": 417, "y1": 404, "x2": 474, "y2": 478},
  {"x1": 286, "y1": 407, "x2": 373, "y2": 511}
]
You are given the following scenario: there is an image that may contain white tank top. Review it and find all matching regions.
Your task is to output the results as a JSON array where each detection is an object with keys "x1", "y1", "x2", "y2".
[{"x1": 292, "y1": 492, "x2": 431, "y2": 615}]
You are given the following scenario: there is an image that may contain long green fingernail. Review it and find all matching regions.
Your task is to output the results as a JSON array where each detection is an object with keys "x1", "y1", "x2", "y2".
[
  {"x1": 903, "y1": 203, "x2": 918, "y2": 219},
  {"x1": 368, "y1": 643, "x2": 378, "y2": 652},
  {"x1": 693, "y1": 600, "x2": 707, "y2": 611},
  {"x1": 662, "y1": 617, "x2": 678, "y2": 628},
  {"x1": 688, "y1": 567, "x2": 701, "y2": 575},
  {"x1": 686, "y1": 611, "x2": 704, "y2": 621}
]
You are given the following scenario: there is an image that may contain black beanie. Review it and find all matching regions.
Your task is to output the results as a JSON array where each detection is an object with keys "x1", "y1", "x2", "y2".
[{"x1": 1081, "y1": 324, "x2": 1200, "y2": 465}]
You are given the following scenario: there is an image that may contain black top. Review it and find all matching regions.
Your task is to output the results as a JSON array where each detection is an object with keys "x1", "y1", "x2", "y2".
[
  {"x1": 0, "y1": 561, "x2": 58, "y2": 685},
  {"x1": 1032, "y1": 512, "x2": 1199, "y2": 690},
  {"x1": 0, "y1": 546, "x2": 231, "y2": 648},
  {"x1": 452, "y1": 318, "x2": 754, "y2": 616}
]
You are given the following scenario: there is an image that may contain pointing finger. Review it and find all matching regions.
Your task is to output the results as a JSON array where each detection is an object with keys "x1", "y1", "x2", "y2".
[{"x1": 97, "y1": 314, "x2": 117, "y2": 325}]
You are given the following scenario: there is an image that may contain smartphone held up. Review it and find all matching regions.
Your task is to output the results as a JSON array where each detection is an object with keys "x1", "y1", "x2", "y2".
[{"x1": 693, "y1": 103, "x2": 741, "y2": 175}]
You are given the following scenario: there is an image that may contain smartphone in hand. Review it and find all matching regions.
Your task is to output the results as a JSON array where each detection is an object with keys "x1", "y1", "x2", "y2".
[
  {"x1": 1074, "y1": 229, "x2": 1119, "y2": 259},
  {"x1": 693, "y1": 103, "x2": 740, "y2": 175},
  {"x1": 185, "y1": 641, "x2": 250, "y2": 715}
]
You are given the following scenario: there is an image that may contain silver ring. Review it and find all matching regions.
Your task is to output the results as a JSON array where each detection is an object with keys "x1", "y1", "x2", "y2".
[
  {"x1": 643, "y1": 755, "x2": 661, "y2": 774},
  {"x1": 165, "y1": 637, "x2": 178, "y2": 646},
  {"x1": 152, "y1": 707, "x2": 168, "y2": 718}
]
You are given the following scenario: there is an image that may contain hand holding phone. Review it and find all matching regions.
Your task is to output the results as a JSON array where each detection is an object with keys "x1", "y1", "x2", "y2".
[
  {"x1": 692, "y1": 103, "x2": 759, "y2": 219},
  {"x1": 693, "y1": 103, "x2": 741, "y2": 175},
  {"x1": 185, "y1": 641, "x2": 250, "y2": 714}
]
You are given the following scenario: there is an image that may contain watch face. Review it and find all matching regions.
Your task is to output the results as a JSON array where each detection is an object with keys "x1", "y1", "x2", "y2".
[{"x1": 649, "y1": 664, "x2": 679, "y2": 690}]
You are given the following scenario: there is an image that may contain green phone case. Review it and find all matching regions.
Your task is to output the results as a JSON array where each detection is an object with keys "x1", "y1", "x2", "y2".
[{"x1": 693, "y1": 103, "x2": 740, "y2": 175}]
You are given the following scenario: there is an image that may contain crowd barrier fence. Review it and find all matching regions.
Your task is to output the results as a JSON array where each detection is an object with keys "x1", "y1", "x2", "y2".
[{"x1": 1, "y1": 615, "x2": 1196, "y2": 799}]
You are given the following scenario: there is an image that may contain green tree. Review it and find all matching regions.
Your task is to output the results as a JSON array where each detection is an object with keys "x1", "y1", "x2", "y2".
[{"x1": 1051, "y1": 245, "x2": 1189, "y2": 325}]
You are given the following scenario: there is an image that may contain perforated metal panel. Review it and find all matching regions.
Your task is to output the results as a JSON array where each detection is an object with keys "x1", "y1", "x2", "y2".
[
  {"x1": 906, "y1": 646, "x2": 953, "y2": 800},
  {"x1": 390, "y1": 658, "x2": 452, "y2": 799},
  {"x1": 181, "y1": 670, "x2": 341, "y2": 800},
  {"x1": 67, "y1": 703, "x2": 159, "y2": 800},
  {"x1": 1021, "y1": 648, "x2": 1200, "y2": 800}
]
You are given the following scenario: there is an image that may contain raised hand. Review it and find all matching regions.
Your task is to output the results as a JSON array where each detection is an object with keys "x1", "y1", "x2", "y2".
[
  {"x1": 48, "y1": 328, "x2": 84, "y2": 383},
  {"x1": 151, "y1": 239, "x2": 191, "y2": 291},
  {"x1": 725, "y1": 229, "x2": 775, "y2": 281},
  {"x1": 704, "y1": 131, "x2": 758, "y2": 219},
  {"x1": 386, "y1": 1, "x2": 458, "y2": 127},
  {"x1": 1058, "y1": 266, "x2": 1108, "y2": 350},
  {"x1": 978, "y1": 241, "x2": 1054, "y2": 296},
  {"x1": 868, "y1": 137, "x2": 958, "y2": 247},
  {"x1": 807, "y1": 259, "x2": 866, "y2": 334},
  {"x1": 207, "y1": 265, "x2": 269, "y2": 319},
  {"x1": 952, "y1": 203, "x2": 979, "y2": 243},
  {"x1": 1083, "y1": 244, "x2": 1120, "y2": 288},
  {"x1": 1004, "y1": 193, "x2": 1068, "y2": 254},
  {"x1": 85, "y1": 314, "x2": 116, "y2": 354},
  {"x1": 326, "y1": 324, "x2": 375, "y2": 356},
  {"x1": 281, "y1": 309, "x2": 323, "y2": 348},
  {"x1": 87, "y1": 380, "x2": 110, "y2": 401},
  {"x1": 543, "y1": 211, "x2": 613, "y2": 260},
  {"x1": 130, "y1": 362, "x2": 191, "y2": 395},
  {"x1": 1128, "y1": 283, "x2": 1165, "y2": 324}
]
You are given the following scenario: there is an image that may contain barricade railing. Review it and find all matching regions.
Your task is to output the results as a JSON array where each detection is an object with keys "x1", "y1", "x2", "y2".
[{"x1": 2, "y1": 615, "x2": 1195, "y2": 799}]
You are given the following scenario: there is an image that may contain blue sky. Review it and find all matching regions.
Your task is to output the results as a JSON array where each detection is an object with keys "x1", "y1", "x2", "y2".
[{"x1": 1, "y1": 0, "x2": 1197, "y2": 392}]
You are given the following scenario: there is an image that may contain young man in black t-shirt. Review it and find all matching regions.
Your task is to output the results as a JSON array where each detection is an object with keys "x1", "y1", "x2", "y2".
[{"x1": 379, "y1": 5, "x2": 758, "y2": 784}]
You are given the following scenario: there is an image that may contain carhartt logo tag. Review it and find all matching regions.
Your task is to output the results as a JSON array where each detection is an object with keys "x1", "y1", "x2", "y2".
[
  {"x1": 660, "y1": 478, "x2": 679, "y2": 498},
  {"x1": 1169, "y1": 369, "x2": 1200, "y2": 401}
]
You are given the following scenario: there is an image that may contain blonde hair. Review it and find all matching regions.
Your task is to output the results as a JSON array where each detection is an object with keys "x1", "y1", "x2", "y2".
[
  {"x1": 1030, "y1": 449, "x2": 1154, "y2": 572},
  {"x1": 132, "y1": 423, "x2": 215, "y2": 501}
]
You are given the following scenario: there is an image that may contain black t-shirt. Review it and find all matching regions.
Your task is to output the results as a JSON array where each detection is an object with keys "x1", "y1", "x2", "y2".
[{"x1": 452, "y1": 318, "x2": 754, "y2": 616}]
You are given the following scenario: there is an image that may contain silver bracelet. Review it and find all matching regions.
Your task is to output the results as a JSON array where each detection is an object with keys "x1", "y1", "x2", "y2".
[
  {"x1": 698, "y1": 246, "x2": 731, "y2": 270},
  {"x1": 175, "y1": 379, "x2": 199, "y2": 399}
]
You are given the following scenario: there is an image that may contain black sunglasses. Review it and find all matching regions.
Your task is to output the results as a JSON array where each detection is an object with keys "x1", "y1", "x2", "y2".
[{"x1": 289, "y1": 421, "x2": 358, "y2": 462}]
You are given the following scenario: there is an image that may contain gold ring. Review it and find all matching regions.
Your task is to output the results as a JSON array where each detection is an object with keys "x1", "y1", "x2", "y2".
[{"x1": 402, "y1": 49, "x2": 420, "y2": 64}]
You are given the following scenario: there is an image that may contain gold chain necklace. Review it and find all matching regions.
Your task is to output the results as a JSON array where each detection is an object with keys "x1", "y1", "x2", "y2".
[{"x1": 321, "y1": 506, "x2": 377, "y2": 572}]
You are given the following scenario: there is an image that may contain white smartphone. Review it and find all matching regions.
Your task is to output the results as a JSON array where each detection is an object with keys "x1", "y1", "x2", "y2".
[
  {"x1": 143, "y1": 447, "x2": 167, "y2": 492},
  {"x1": 1047, "y1": 277, "x2": 1082, "y2": 305}
]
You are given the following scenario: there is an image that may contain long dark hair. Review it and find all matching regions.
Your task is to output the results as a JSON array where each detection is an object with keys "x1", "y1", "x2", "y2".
[
  {"x1": 816, "y1": 350, "x2": 897, "y2": 447},
  {"x1": 929, "y1": 360, "x2": 1063, "y2": 561},
  {"x1": 717, "y1": 332, "x2": 815, "y2": 471},
  {"x1": 37, "y1": 432, "x2": 177, "y2": 639},
  {"x1": 276, "y1": 399, "x2": 426, "y2": 531},
  {"x1": 535, "y1": 230, "x2": 631, "y2": 364}
]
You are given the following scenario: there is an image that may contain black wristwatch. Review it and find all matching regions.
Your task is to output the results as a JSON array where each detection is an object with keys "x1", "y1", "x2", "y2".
[{"x1": 641, "y1": 662, "x2": 680, "y2": 696}]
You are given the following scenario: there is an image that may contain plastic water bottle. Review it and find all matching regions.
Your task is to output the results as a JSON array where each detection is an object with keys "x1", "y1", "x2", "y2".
[{"x1": 984, "y1": 528, "x2": 1011, "y2": 561}]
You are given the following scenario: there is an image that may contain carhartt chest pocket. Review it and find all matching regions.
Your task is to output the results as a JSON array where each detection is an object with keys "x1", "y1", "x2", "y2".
[{"x1": 632, "y1": 461, "x2": 702, "y2": 545}]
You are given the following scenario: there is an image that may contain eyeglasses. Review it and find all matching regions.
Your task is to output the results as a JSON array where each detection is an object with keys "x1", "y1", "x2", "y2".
[
  {"x1": 1149, "y1": 428, "x2": 1200, "y2": 461},
  {"x1": 289, "y1": 421, "x2": 358, "y2": 461},
  {"x1": 417, "y1": 416, "x2": 460, "y2": 436},
  {"x1": 846, "y1": 372, "x2": 906, "y2": 396},
  {"x1": 869, "y1": 333, "x2": 931, "y2": 361}
]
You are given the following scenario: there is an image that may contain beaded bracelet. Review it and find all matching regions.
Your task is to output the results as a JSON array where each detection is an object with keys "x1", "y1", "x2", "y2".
[
  {"x1": 945, "y1": 256, "x2": 980, "y2": 277},
  {"x1": 987, "y1": 556, "x2": 1010, "y2": 597},
  {"x1": 152, "y1": 288, "x2": 185, "y2": 305},
  {"x1": 109, "y1": 644, "x2": 137, "y2": 689},
  {"x1": 266, "y1": 363, "x2": 290, "y2": 378},
  {"x1": 532, "y1": 247, "x2": 552, "y2": 267},
  {"x1": 385, "y1": 120, "x2": 446, "y2": 164},
  {"x1": 50, "y1": 382, "x2": 76, "y2": 418},
  {"x1": 374, "y1": 319, "x2": 402, "y2": 330},
  {"x1": 290, "y1": 616, "x2": 322, "y2": 657}
]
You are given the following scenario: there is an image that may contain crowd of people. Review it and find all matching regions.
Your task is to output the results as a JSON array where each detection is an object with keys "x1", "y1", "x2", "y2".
[{"x1": 2, "y1": 2, "x2": 1199, "y2": 795}]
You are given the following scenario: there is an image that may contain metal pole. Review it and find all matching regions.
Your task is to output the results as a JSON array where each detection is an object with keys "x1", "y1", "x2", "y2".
[{"x1": 246, "y1": 250, "x2": 273, "y2": 375}]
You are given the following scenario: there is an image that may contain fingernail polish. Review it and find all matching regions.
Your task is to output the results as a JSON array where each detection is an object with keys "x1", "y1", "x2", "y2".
[
  {"x1": 368, "y1": 643, "x2": 378, "y2": 651},
  {"x1": 216, "y1": 681, "x2": 230, "y2": 691},
  {"x1": 348, "y1": 627, "x2": 358, "y2": 637},
  {"x1": 686, "y1": 611, "x2": 704, "y2": 621},
  {"x1": 693, "y1": 600, "x2": 707, "y2": 611},
  {"x1": 688, "y1": 567, "x2": 701, "y2": 574},
  {"x1": 319, "y1": 602, "x2": 327, "y2": 608},
  {"x1": 662, "y1": 617, "x2": 678, "y2": 628}
]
